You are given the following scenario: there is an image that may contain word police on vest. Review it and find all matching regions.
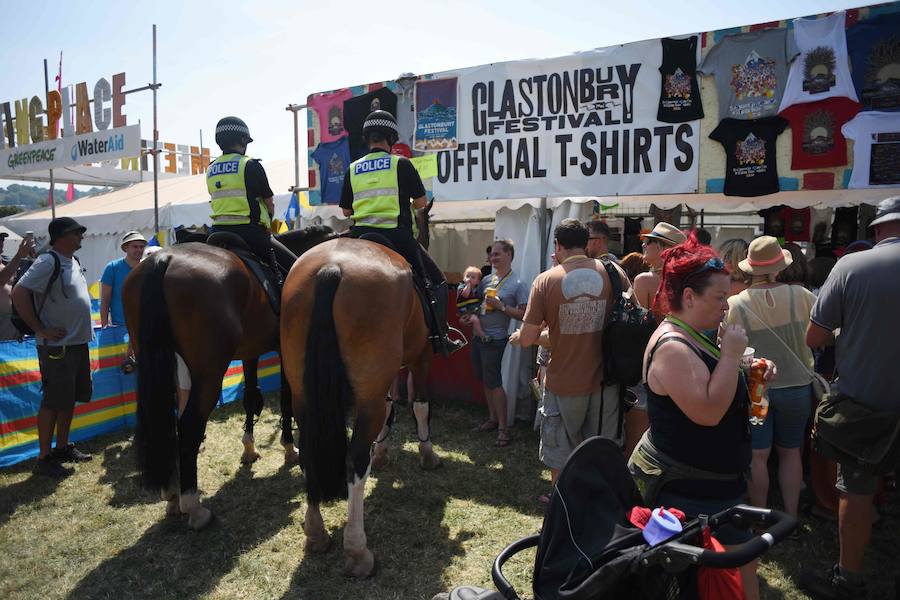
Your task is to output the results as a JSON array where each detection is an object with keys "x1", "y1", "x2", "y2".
[
  {"x1": 208, "y1": 160, "x2": 241, "y2": 176},
  {"x1": 354, "y1": 156, "x2": 392, "y2": 175}
]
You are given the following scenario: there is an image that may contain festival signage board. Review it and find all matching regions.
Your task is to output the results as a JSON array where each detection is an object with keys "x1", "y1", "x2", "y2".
[
  {"x1": 0, "y1": 125, "x2": 141, "y2": 177},
  {"x1": 432, "y1": 40, "x2": 700, "y2": 200}
]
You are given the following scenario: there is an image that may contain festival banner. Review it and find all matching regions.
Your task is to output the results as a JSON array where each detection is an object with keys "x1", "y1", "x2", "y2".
[
  {"x1": 432, "y1": 39, "x2": 701, "y2": 200},
  {"x1": 0, "y1": 124, "x2": 141, "y2": 177},
  {"x1": 0, "y1": 326, "x2": 280, "y2": 467},
  {"x1": 414, "y1": 78, "x2": 459, "y2": 152}
]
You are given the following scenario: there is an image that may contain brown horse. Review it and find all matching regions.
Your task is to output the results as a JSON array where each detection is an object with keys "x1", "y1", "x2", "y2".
[
  {"x1": 280, "y1": 236, "x2": 442, "y2": 577},
  {"x1": 123, "y1": 227, "x2": 334, "y2": 530}
]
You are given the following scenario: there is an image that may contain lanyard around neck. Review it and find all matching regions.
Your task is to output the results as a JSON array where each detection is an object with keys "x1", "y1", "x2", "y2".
[
  {"x1": 492, "y1": 270, "x2": 512, "y2": 290},
  {"x1": 664, "y1": 315, "x2": 720, "y2": 358}
]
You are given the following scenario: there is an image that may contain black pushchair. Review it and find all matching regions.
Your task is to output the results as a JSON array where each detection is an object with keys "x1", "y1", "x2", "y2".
[{"x1": 486, "y1": 436, "x2": 796, "y2": 600}]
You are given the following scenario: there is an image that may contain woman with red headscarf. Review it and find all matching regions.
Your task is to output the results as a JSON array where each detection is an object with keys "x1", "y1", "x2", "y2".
[{"x1": 629, "y1": 233, "x2": 776, "y2": 600}]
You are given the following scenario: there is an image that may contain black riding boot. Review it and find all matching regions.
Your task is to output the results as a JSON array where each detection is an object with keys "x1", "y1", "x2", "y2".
[{"x1": 426, "y1": 281, "x2": 467, "y2": 358}]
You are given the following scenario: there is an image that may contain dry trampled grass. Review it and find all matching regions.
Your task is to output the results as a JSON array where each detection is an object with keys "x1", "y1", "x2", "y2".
[{"x1": 0, "y1": 397, "x2": 897, "y2": 599}]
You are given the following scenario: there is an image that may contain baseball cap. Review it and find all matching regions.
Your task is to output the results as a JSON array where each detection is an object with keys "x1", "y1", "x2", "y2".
[
  {"x1": 48, "y1": 217, "x2": 87, "y2": 243},
  {"x1": 868, "y1": 196, "x2": 900, "y2": 229}
]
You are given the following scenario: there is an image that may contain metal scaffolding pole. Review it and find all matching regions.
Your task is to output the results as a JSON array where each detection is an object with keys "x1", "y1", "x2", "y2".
[
  {"x1": 43, "y1": 59, "x2": 55, "y2": 219},
  {"x1": 285, "y1": 104, "x2": 307, "y2": 192},
  {"x1": 151, "y1": 24, "x2": 160, "y2": 235}
]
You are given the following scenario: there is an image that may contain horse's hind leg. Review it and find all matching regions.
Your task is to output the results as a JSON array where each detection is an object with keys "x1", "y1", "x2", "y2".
[
  {"x1": 279, "y1": 367, "x2": 299, "y2": 465},
  {"x1": 342, "y1": 406, "x2": 382, "y2": 578},
  {"x1": 178, "y1": 375, "x2": 222, "y2": 531},
  {"x1": 409, "y1": 352, "x2": 441, "y2": 470},
  {"x1": 372, "y1": 395, "x2": 395, "y2": 470},
  {"x1": 241, "y1": 358, "x2": 263, "y2": 464}
]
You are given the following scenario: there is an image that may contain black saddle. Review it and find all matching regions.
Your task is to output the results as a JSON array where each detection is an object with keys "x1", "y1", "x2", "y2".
[
  {"x1": 357, "y1": 231, "x2": 398, "y2": 253},
  {"x1": 206, "y1": 231, "x2": 281, "y2": 315}
]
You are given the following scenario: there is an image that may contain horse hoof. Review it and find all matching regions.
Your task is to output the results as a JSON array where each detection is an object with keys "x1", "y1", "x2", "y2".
[
  {"x1": 304, "y1": 534, "x2": 333, "y2": 554},
  {"x1": 240, "y1": 451, "x2": 261, "y2": 465},
  {"x1": 372, "y1": 450, "x2": 389, "y2": 470},
  {"x1": 165, "y1": 498, "x2": 181, "y2": 517},
  {"x1": 420, "y1": 451, "x2": 442, "y2": 471},
  {"x1": 187, "y1": 506, "x2": 213, "y2": 531},
  {"x1": 284, "y1": 448, "x2": 300, "y2": 466},
  {"x1": 343, "y1": 548, "x2": 376, "y2": 578}
]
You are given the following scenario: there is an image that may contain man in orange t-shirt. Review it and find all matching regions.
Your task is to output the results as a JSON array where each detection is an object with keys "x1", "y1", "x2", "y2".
[{"x1": 511, "y1": 218, "x2": 630, "y2": 483}]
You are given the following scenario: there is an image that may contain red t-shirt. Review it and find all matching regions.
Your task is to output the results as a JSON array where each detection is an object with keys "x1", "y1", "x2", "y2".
[{"x1": 780, "y1": 97, "x2": 861, "y2": 170}]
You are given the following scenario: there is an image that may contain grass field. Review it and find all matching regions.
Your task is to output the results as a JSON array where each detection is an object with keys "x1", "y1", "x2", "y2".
[{"x1": 1, "y1": 397, "x2": 897, "y2": 599}]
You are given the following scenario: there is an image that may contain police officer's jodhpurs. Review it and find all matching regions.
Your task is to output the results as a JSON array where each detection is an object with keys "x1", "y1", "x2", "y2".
[
  {"x1": 349, "y1": 225, "x2": 444, "y2": 287},
  {"x1": 209, "y1": 223, "x2": 296, "y2": 275}
]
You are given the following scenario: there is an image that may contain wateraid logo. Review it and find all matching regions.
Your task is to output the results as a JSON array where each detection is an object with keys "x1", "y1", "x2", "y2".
[
  {"x1": 71, "y1": 133, "x2": 126, "y2": 161},
  {"x1": 71, "y1": 144, "x2": 79, "y2": 161}
]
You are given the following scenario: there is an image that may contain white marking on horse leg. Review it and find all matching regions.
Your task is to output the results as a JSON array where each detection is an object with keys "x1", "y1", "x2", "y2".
[
  {"x1": 179, "y1": 490, "x2": 212, "y2": 530},
  {"x1": 283, "y1": 440, "x2": 300, "y2": 465},
  {"x1": 343, "y1": 466, "x2": 375, "y2": 577},
  {"x1": 413, "y1": 401, "x2": 442, "y2": 469},
  {"x1": 175, "y1": 353, "x2": 191, "y2": 417},
  {"x1": 241, "y1": 432, "x2": 260, "y2": 464}
]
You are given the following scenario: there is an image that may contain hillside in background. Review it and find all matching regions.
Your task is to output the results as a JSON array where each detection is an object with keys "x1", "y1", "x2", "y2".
[{"x1": 0, "y1": 184, "x2": 111, "y2": 214}]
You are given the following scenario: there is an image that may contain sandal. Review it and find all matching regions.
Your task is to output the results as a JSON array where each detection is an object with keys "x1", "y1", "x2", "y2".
[
  {"x1": 537, "y1": 492, "x2": 552, "y2": 505},
  {"x1": 120, "y1": 356, "x2": 137, "y2": 374},
  {"x1": 495, "y1": 429, "x2": 511, "y2": 447},
  {"x1": 473, "y1": 419, "x2": 498, "y2": 433}
]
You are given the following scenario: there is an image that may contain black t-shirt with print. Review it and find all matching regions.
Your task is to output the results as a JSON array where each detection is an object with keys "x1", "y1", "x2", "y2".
[
  {"x1": 343, "y1": 88, "x2": 399, "y2": 160},
  {"x1": 658, "y1": 36, "x2": 704, "y2": 123},
  {"x1": 710, "y1": 117, "x2": 788, "y2": 197}
]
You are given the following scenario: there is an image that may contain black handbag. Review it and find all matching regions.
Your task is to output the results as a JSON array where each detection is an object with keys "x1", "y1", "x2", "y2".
[
  {"x1": 600, "y1": 259, "x2": 657, "y2": 389},
  {"x1": 813, "y1": 391, "x2": 900, "y2": 475}
]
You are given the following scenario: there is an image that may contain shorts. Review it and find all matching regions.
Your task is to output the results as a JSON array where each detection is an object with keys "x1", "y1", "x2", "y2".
[
  {"x1": 37, "y1": 344, "x2": 92, "y2": 411},
  {"x1": 655, "y1": 490, "x2": 753, "y2": 545},
  {"x1": 836, "y1": 461, "x2": 880, "y2": 496},
  {"x1": 539, "y1": 386, "x2": 622, "y2": 470},
  {"x1": 751, "y1": 384, "x2": 811, "y2": 450},
  {"x1": 470, "y1": 337, "x2": 507, "y2": 390}
]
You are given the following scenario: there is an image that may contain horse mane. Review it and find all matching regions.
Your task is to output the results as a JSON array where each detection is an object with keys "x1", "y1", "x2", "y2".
[{"x1": 277, "y1": 225, "x2": 338, "y2": 256}]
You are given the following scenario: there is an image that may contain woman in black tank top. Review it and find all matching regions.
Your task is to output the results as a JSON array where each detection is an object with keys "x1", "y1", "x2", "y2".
[{"x1": 634, "y1": 234, "x2": 776, "y2": 600}]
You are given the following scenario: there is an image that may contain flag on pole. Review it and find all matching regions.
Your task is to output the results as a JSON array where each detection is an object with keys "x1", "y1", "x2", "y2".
[
  {"x1": 65, "y1": 183, "x2": 75, "y2": 202},
  {"x1": 283, "y1": 192, "x2": 302, "y2": 229}
]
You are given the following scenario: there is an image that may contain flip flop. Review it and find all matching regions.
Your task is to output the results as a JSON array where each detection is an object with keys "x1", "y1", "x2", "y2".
[
  {"x1": 537, "y1": 493, "x2": 551, "y2": 505},
  {"x1": 495, "y1": 429, "x2": 511, "y2": 447},
  {"x1": 473, "y1": 419, "x2": 498, "y2": 433}
]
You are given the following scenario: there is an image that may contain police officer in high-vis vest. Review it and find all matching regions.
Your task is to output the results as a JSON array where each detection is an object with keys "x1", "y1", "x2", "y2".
[
  {"x1": 207, "y1": 116, "x2": 296, "y2": 276},
  {"x1": 339, "y1": 110, "x2": 465, "y2": 356}
]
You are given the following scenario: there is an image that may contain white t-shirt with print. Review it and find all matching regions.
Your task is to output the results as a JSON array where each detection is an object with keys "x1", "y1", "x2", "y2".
[{"x1": 841, "y1": 111, "x2": 900, "y2": 188}]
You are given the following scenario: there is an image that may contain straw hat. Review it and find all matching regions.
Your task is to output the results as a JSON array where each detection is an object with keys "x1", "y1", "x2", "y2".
[
  {"x1": 868, "y1": 196, "x2": 900, "y2": 229},
  {"x1": 738, "y1": 235, "x2": 792, "y2": 276},
  {"x1": 641, "y1": 222, "x2": 687, "y2": 247},
  {"x1": 121, "y1": 231, "x2": 147, "y2": 250}
]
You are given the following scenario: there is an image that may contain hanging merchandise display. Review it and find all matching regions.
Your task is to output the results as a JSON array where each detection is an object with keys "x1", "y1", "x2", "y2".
[
  {"x1": 308, "y1": 88, "x2": 353, "y2": 144},
  {"x1": 311, "y1": 137, "x2": 351, "y2": 204},
  {"x1": 841, "y1": 111, "x2": 900, "y2": 188},
  {"x1": 779, "y1": 97, "x2": 861, "y2": 169},
  {"x1": 343, "y1": 87, "x2": 399, "y2": 160},
  {"x1": 699, "y1": 28, "x2": 794, "y2": 120},
  {"x1": 414, "y1": 78, "x2": 459, "y2": 152},
  {"x1": 709, "y1": 116, "x2": 788, "y2": 196},
  {"x1": 779, "y1": 11, "x2": 858, "y2": 111},
  {"x1": 657, "y1": 36, "x2": 704, "y2": 123},
  {"x1": 846, "y1": 11, "x2": 900, "y2": 111}
]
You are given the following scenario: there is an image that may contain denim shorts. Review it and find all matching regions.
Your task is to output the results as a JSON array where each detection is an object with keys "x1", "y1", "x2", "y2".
[{"x1": 751, "y1": 384, "x2": 812, "y2": 450}]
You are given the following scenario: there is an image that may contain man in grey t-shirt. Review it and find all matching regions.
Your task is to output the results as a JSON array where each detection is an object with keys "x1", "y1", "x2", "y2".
[
  {"x1": 12, "y1": 217, "x2": 95, "y2": 478},
  {"x1": 801, "y1": 197, "x2": 900, "y2": 599}
]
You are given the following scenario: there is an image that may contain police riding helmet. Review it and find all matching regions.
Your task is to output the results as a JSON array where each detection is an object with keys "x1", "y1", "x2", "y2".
[
  {"x1": 362, "y1": 110, "x2": 399, "y2": 146},
  {"x1": 215, "y1": 116, "x2": 253, "y2": 151}
]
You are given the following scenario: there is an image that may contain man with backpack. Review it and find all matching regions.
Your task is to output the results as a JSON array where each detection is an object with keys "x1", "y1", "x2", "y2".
[
  {"x1": 510, "y1": 219, "x2": 631, "y2": 490},
  {"x1": 0, "y1": 233, "x2": 36, "y2": 340},
  {"x1": 11, "y1": 217, "x2": 94, "y2": 477}
]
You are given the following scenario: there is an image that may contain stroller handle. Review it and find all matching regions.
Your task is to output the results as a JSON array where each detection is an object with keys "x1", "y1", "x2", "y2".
[
  {"x1": 492, "y1": 533, "x2": 541, "y2": 600},
  {"x1": 696, "y1": 504, "x2": 796, "y2": 568}
]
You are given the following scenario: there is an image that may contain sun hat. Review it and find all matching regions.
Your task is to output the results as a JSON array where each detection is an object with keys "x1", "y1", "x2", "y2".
[
  {"x1": 738, "y1": 235, "x2": 792, "y2": 276},
  {"x1": 121, "y1": 231, "x2": 147, "y2": 250},
  {"x1": 640, "y1": 222, "x2": 687, "y2": 247},
  {"x1": 868, "y1": 196, "x2": 900, "y2": 229},
  {"x1": 48, "y1": 217, "x2": 87, "y2": 243}
]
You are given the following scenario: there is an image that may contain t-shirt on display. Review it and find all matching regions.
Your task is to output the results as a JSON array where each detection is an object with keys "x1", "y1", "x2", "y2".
[
  {"x1": 709, "y1": 116, "x2": 788, "y2": 196},
  {"x1": 700, "y1": 28, "x2": 795, "y2": 120},
  {"x1": 311, "y1": 137, "x2": 351, "y2": 204},
  {"x1": 308, "y1": 88, "x2": 353, "y2": 143},
  {"x1": 779, "y1": 97, "x2": 861, "y2": 169},
  {"x1": 846, "y1": 11, "x2": 900, "y2": 111},
  {"x1": 841, "y1": 111, "x2": 900, "y2": 188},
  {"x1": 779, "y1": 11, "x2": 858, "y2": 111},
  {"x1": 658, "y1": 36, "x2": 704, "y2": 123}
]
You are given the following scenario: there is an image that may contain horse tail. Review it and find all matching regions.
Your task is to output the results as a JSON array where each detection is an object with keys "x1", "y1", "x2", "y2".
[
  {"x1": 300, "y1": 264, "x2": 353, "y2": 504},
  {"x1": 133, "y1": 254, "x2": 178, "y2": 490}
]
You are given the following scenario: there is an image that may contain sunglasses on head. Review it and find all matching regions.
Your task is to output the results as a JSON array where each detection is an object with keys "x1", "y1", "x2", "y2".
[{"x1": 685, "y1": 257, "x2": 725, "y2": 279}]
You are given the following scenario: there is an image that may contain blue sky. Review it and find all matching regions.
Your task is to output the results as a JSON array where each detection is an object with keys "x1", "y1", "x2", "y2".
[{"x1": 0, "y1": 0, "x2": 873, "y2": 190}]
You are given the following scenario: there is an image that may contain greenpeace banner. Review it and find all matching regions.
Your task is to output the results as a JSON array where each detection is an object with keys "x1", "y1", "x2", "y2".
[
  {"x1": 433, "y1": 40, "x2": 700, "y2": 200},
  {"x1": 0, "y1": 124, "x2": 141, "y2": 177}
]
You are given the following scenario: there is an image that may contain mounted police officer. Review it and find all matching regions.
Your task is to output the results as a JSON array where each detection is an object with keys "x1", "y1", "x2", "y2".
[
  {"x1": 339, "y1": 110, "x2": 465, "y2": 356},
  {"x1": 207, "y1": 116, "x2": 296, "y2": 276}
]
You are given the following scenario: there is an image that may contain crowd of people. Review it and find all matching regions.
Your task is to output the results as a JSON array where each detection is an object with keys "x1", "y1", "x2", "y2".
[{"x1": 455, "y1": 197, "x2": 900, "y2": 600}]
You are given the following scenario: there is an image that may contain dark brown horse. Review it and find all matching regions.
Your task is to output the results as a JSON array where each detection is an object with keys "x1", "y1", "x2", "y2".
[
  {"x1": 280, "y1": 235, "x2": 442, "y2": 577},
  {"x1": 123, "y1": 227, "x2": 334, "y2": 530}
]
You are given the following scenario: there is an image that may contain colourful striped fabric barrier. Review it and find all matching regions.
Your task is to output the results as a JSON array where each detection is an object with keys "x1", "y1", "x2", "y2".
[{"x1": 0, "y1": 326, "x2": 281, "y2": 468}]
